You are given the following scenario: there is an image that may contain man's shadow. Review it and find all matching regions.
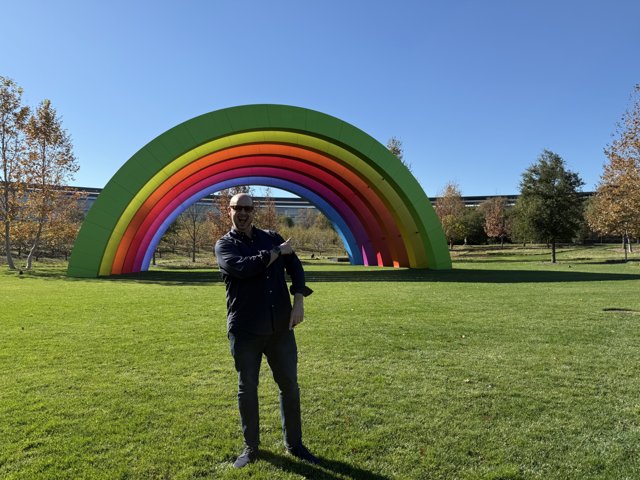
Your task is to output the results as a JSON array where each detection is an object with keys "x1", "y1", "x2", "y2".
[{"x1": 260, "y1": 450, "x2": 391, "y2": 480}]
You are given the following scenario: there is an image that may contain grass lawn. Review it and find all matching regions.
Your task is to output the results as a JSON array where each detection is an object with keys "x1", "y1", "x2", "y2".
[{"x1": 1, "y1": 245, "x2": 639, "y2": 479}]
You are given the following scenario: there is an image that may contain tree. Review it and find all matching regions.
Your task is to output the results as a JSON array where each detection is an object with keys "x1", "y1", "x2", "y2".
[
  {"x1": 253, "y1": 187, "x2": 278, "y2": 231},
  {"x1": 40, "y1": 190, "x2": 85, "y2": 260},
  {"x1": 313, "y1": 210, "x2": 334, "y2": 231},
  {"x1": 295, "y1": 208, "x2": 319, "y2": 229},
  {"x1": 280, "y1": 216, "x2": 294, "y2": 228},
  {"x1": 157, "y1": 222, "x2": 180, "y2": 257},
  {"x1": 508, "y1": 201, "x2": 536, "y2": 247},
  {"x1": 462, "y1": 207, "x2": 487, "y2": 245},
  {"x1": 434, "y1": 182, "x2": 467, "y2": 249},
  {"x1": 480, "y1": 197, "x2": 509, "y2": 247},
  {"x1": 1, "y1": 76, "x2": 30, "y2": 269},
  {"x1": 11, "y1": 215, "x2": 37, "y2": 258},
  {"x1": 387, "y1": 136, "x2": 412, "y2": 172},
  {"x1": 22, "y1": 99, "x2": 79, "y2": 270},
  {"x1": 176, "y1": 203, "x2": 211, "y2": 262},
  {"x1": 517, "y1": 150, "x2": 584, "y2": 263},
  {"x1": 278, "y1": 224, "x2": 343, "y2": 257},
  {"x1": 586, "y1": 84, "x2": 640, "y2": 260}
]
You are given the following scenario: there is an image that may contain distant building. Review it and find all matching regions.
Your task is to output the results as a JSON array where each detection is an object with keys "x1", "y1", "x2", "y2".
[
  {"x1": 63, "y1": 186, "x2": 316, "y2": 219},
  {"x1": 62, "y1": 186, "x2": 593, "y2": 216}
]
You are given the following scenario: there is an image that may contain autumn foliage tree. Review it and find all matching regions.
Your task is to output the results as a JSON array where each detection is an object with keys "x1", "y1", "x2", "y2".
[
  {"x1": 1, "y1": 76, "x2": 30, "y2": 269},
  {"x1": 587, "y1": 84, "x2": 640, "y2": 260},
  {"x1": 176, "y1": 203, "x2": 213, "y2": 262},
  {"x1": 480, "y1": 197, "x2": 509, "y2": 247},
  {"x1": 253, "y1": 187, "x2": 279, "y2": 231},
  {"x1": 40, "y1": 190, "x2": 85, "y2": 259},
  {"x1": 22, "y1": 100, "x2": 79, "y2": 269},
  {"x1": 434, "y1": 182, "x2": 467, "y2": 249}
]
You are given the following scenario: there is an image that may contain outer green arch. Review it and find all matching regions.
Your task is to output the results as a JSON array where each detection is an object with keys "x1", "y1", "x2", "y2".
[{"x1": 68, "y1": 104, "x2": 451, "y2": 277}]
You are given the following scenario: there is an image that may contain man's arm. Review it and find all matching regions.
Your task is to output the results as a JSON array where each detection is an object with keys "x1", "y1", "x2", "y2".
[
  {"x1": 277, "y1": 237, "x2": 312, "y2": 330},
  {"x1": 282, "y1": 246, "x2": 311, "y2": 298},
  {"x1": 216, "y1": 235, "x2": 289, "y2": 278},
  {"x1": 215, "y1": 238, "x2": 272, "y2": 279}
]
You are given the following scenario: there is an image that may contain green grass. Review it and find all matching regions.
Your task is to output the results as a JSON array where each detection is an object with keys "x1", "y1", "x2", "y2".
[{"x1": 1, "y1": 246, "x2": 639, "y2": 479}]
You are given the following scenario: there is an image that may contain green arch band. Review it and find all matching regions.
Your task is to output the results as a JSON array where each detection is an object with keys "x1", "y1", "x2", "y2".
[{"x1": 68, "y1": 104, "x2": 451, "y2": 277}]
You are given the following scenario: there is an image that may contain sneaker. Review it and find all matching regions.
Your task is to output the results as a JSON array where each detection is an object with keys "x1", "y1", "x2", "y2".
[
  {"x1": 233, "y1": 446, "x2": 259, "y2": 468},
  {"x1": 287, "y1": 444, "x2": 320, "y2": 464}
]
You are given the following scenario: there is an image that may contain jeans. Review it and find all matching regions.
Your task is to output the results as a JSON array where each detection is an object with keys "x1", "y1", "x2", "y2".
[{"x1": 228, "y1": 329, "x2": 302, "y2": 450}]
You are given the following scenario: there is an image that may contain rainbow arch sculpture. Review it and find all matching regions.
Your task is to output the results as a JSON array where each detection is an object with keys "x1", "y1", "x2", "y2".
[{"x1": 67, "y1": 104, "x2": 451, "y2": 277}]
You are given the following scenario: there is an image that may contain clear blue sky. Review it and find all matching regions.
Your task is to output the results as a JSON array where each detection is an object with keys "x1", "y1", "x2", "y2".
[{"x1": 3, "y1": 0, "x2": 639, "y2": 196}]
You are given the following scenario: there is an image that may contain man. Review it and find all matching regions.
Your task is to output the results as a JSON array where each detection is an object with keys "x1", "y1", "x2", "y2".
[{"x1": 214, "y1": 193, "x2": 319, "y2": 469}]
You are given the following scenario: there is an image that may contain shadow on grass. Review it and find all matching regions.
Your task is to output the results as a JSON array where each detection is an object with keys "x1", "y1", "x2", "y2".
[
  {"x1": 110, "y1": 270, "x2": 223, "y2": 285},
  {"x1": 259, "y1": 450, "x2": 391, "y2": 480},
  {"x1": 91, "y1": 267, "x2": 640, "y2": 285},
  {"x1": 455, "y1": 257, "x2": 638, "y2": 265},
  {"x1": 9, "y1": 264, "x2": 639, "y2": 285},
  {"x1": 3, "y1": 267, "x2": 67, "y2": 279},
  {"x1": 304, "y1": 269, "x2": 640, "y2": 283}
]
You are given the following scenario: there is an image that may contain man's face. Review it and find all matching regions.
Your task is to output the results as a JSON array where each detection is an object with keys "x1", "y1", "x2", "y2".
[{"x1": 229, "y1": 195, "x2": 254, "y2": 235}]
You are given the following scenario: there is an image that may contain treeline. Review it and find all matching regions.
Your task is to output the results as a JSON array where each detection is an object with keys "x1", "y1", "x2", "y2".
[
  {"x1": 152, "y1": 187, "x2": 344, "y2": 264},
  {"x1": 404, "y1": 84, "x2": 639, "y2": 263},
  {"x1": 3, "y1": 74, "x2": 638, "y2": 268},
  {"x1": 433, "y1": 144, "x2": 640, "y2": 263}
]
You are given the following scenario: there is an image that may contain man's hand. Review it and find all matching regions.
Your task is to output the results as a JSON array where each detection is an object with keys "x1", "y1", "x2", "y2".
[
  {"x1": 268, "y1": 238, "x2": 294, "y2": 267},
  {"x1": 279, "y1": 238, "x2": 294, "y2": 255},
  {"x1": 289, "y1": 293, "x2": 304, "y2": 330}
]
